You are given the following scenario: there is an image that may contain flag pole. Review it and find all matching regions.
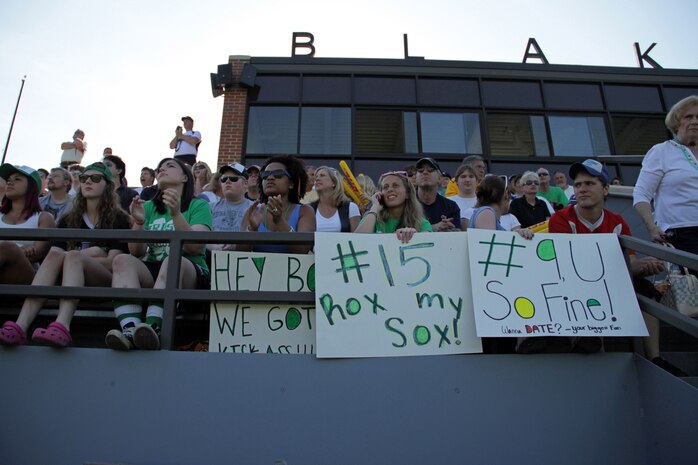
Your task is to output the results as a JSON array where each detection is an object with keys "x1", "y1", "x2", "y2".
[{"x1": 2, "y1": 75, "x2": 27, "y2": 164}]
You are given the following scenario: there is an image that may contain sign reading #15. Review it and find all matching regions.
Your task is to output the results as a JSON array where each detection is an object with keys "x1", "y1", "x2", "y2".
[
  {"x1": 467, "y1": 229, "x2": 648, "y2": 338},
  {"x1": 314, "y1": 232, "x2": 482, "y2": 358},
  {"x1": 209, "y1": 251, "x2": 315, "y2": 354}
]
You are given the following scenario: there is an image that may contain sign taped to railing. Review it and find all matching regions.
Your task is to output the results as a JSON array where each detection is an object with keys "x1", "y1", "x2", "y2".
[
  {"x1": 314, "y1": 232, "x2": 482, "y2": 358},
  {"x1": 209, "y1": 251, "x2": 315, "y2": 354},
  {"x1": 467, "y1": 230, "x2": 648, "y2": 338}
]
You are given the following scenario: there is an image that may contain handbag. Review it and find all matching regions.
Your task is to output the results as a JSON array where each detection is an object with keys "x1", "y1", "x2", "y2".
[{"x1": 658, "y1": 244, "x2": 698, "y2": 318}]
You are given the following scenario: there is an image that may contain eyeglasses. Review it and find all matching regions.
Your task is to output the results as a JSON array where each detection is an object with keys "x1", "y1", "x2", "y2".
[
  {"x1": 193, "y1": 164, "x2": 206, "y2": 170},
  {"x1": 537, "y1": 172, "x2": 549, "y2": 177},
  {"x1": 220, "y1": 175, "x2": 241, "y2": 183},
  {"x1": 260, "y1": 169, "x2": 291, "y2": 180},
  {"x1": 417, "y1": 167, "x2": 436, "y2": 174},
  {"x1": 524, "y1": 180, "x2": 540, "y2": 186},
  {"x1": 79, "y1": 174, "x2": 106, "y2": 183}
]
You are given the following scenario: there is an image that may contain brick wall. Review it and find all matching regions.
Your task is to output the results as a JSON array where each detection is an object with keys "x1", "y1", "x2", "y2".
[{"x1": 216, "y1": 56, "x2": 250, "y2": 167}]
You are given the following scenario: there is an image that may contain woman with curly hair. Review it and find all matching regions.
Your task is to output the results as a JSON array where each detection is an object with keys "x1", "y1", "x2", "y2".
[
  {"x1": 355, "y1": 170, "x2": 432, "y2": 243},
  {"x1": 0, "y1": 163, "x2": 130, "y2": 347},
  {"x1": 105, "y1": 157, "x2": 211, "y2": 351},
  {"x1": 0, "y1": 164, "x2": 55, "y2": 286},
  {"x1": 240, "y1": 155, "x2": 316, "y2": 254}
]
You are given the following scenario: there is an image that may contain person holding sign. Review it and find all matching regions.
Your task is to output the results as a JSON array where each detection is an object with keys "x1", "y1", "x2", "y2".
[
  {"x1": 547, "y1": 159, "x2": 686, "y2": 375},
  {"x1": 239, "y1": 155, "x2": 315, "y2": 254},
  {"x1": 106, "y1": 158, "x2": 212, "y2": 351},
  {"x1": 355, "y1": 170, "x2": 432, "y2": 243},
  {"x1": 311, "y1": 166, "x2": 360, "y2": 232}
]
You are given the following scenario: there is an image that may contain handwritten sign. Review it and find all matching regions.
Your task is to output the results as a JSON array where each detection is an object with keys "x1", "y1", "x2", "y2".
[
  {"x1": 209, "y1": 252, "x2": 316, "y2": 353},
  {"x1": 467, "y1": 230, "x2": 648, "y2": 338},
  {"x1": 314, "y1": 232, "x2": 482, "y2": 358}
]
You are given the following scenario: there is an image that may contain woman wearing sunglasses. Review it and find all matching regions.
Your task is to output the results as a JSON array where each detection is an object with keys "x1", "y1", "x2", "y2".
[
  {"x1": 0, "y1": 163, "x2": 131, "y2": 347},
  {"x1": 192, "y1": 161, "x2": 213, "y2": 197},
  {"x1": 0, "y1": 164, "x2": 55, "y2": 288},
  {"x1": 106, "y1": 157, "x2": 212, "y2": 351},
  {"x1": 508, "y1": 171, "x2": 553, "y2": 228},
  {"x1": 355, "y1": 170, "x2": 432, "y2": 243},
  {"x1": 239, "y1": 155, "x2": 315, "y2": 254}
]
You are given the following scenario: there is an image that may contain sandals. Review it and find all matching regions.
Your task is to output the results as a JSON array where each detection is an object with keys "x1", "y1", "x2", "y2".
[
  {"x1": 0, "y1": 321, "x2": 28, "y2": 346},
  {"x1": 31, "y1": 322, "x2": 72, "y2": 348}
]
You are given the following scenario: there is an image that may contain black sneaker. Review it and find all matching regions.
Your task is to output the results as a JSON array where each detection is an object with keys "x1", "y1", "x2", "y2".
[
  {"x1": 133, "y1": 323, "x2": 160, "y2": 350},
  {"x1": 105, "y1": 327, "x2": 135, "y2": 351},
  {"x1": 652, "y1": 357, "x2": 688, "y2": 377}
]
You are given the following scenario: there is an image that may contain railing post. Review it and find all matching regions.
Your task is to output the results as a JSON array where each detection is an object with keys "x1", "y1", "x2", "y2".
[{"x1": 161, "y1": 236, "x2": 183, "y2": 350}]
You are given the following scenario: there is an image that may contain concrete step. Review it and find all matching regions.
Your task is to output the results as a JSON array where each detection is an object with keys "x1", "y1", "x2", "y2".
[
  {"x1": 683, "y1": 377, "x2": 698, "y2": 388},
  {"x1": 661, "y1": 351, "x2": 698, "y2": 377}
]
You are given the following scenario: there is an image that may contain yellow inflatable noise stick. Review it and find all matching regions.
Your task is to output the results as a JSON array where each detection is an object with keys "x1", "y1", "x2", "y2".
[
  {"x1": 342, "y1": 179, "x2": 365, "y2": 207},
  {"x1": 529, "y1": 220, "x2": 549, "y2": 233},
  {"x1": 339, "y1": 160, "x2": 368, "y2": 207}
]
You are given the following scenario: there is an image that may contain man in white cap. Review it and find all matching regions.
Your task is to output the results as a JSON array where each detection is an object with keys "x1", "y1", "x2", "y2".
[
  {"x1": 169, "y1": 116, "x2": 201, "y2": 165},
  {"x1": 209, "y1": 162, "x2": 252, "y2": 251}
]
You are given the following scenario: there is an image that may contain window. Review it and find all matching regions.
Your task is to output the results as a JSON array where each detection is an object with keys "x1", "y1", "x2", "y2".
[
  {"x1": 300, "y1": 108, "x2": 351, "y2": 154},
  {"x1": 482, "y1": 81, "x2": 543, "y2": 109},
  {"x1": 604, "y1": 85, "x2": 662, "y2": 113},
  {"x1": 487, "y1": 114, "x2": 549, "y2": 157},
  {"x1": 246, "y1": 107, "x2": 298, "y2": 154},
  {"x1": 251, "y1": 76, "x2": 300, "y2": 102},
  {"x1": 420, "y1": 112, "x2": 482, "y2": 154},
  {"x1": 417, "y1": 79, "x2": 480, "y2": 107},
  {"x1": 548, "y1": 116, "x2": 610, "y2": 156},
  {"x1": 544, "y1": 83, "x2": 604, "y2": 110},
  {"x1": 302, "y1": 76, "x2": 352, "y2": 104},
  {"x1": 612, "y1": 117, "x2": 668, "y2": 155},
  {"x1": 354, "y1": 77, "x2": 416, "y2": 105},
  {"x1": 355, "y1": 109, "x2": 418, "y2": 153}
]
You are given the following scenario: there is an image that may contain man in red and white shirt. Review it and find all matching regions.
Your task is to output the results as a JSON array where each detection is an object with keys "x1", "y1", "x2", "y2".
[{"x1": 547, "y1": 159, "x2": 686, "y2": 376}]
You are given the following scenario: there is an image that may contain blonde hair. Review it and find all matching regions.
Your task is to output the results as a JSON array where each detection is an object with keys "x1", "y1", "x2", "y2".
[
  {"x1": 315, "y1": 166, "x2": 345, "y2": 207},
  {"x1": 520, "y1": 171, "x2": 540, "y2": 185},
  {"x1": 357, "y1": 174, "x2": 376, "y2": 197},
  {"x1": 665, "y1": 95, "x2": 698, "y2": 133},
  {"x1": 377, "y1": 173, "x2": 426, "y2": 231}
]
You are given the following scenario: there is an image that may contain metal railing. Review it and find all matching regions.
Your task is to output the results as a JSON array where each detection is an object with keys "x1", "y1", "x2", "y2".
[
  {"x1": 1, "y1": 229, "x2": 696, "y2": 350},
  {"x1": 0, "y1": 229, "x2": 314, "y2": 349}
]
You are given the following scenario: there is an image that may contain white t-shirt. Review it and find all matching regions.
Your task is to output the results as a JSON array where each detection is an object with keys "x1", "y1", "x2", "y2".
[
  {"x1": 174, "y1": 130, "x2": 201, "y2": 156},
  {"x1": 315, "y1": 202, "x2": 360, "y2": 232},
  {"x1": 447, "y1": 195, "x2": 477, "y2": 219},
  {"x1": 60, "y1": 140, "x2": 87, "y2": 164},
  {"x1": 500, "y1": 213, "x2": 521, "y2": 231},
  {"x1": 633, "y1": 140, "x2": 698, "y2": 230},
  {"x1": 562, "y1": 185, "x2": 574, "y2": 200}
]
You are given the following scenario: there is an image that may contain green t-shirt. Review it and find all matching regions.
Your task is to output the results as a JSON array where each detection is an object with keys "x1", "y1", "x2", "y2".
[
  {"x1": 537, "y1": 186, "x2": 569, "y2": 207},
  {"x1": 374, "y1": 217, "x2": 433, "y2": 233},
  {"x1": 144, "y1": 198, "x2": 212, "y2": 272}
]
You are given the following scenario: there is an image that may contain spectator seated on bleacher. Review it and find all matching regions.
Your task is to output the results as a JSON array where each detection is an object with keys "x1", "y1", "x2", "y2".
[
  {"x1": 310, "y1": 166, "x2": 360, "y2": 233},
  {"x1": 238, "y1": 155, "x2": 316, "y2": 254},
  {"x1": 39, "y1": 167, "x2": 73, "y2": 221},
  {"x1": 105, "y1": 157, "x2": 212, "y2": 352},
  {"x1": 208, "y1": 162, "x2": 252, "y2": 251},
  {"x1": 0, "y1": 163, "x2": 132, "y2": 347},
  {"x1": 0, "y1": 163, "x2": 55, "y2": 287},
  {"x1": 355, "y1": 170, "x2": 432, "y2": 243},
  {"x1": 508, "y1": 171, "x2": 553, "y2": 228}
]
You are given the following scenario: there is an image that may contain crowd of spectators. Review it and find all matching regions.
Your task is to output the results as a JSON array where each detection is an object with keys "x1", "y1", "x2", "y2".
[{"x1": 0, "y1": 98, "x2": 696, "y2": 377}]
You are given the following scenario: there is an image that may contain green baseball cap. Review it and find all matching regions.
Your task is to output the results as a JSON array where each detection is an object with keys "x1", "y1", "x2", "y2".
[
  {"x1": 0, "y1": 163, "x2": 42, "y2": 190},
  {"x1": 82, "y1": 162, "x2": 113, "y2": 182}
]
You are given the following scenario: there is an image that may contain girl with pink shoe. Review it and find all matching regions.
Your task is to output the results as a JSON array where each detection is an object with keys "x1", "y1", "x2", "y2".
[{"x1": 0, "y1": 163, "x2": 131, "y2": 347}]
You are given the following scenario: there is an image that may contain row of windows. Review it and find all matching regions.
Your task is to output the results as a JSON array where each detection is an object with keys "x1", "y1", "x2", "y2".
[
  {"x1": 245, "y1": 107, "x2": 668, "y2": 157},
  {"x1": 251, "y1": 75, "x2": 697, "y2": 114}
]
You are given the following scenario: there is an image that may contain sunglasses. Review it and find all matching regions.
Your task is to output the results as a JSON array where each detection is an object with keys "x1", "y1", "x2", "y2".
[
  {"x1": 220, "y1": 175, "x2": 242, "y2": 183},
  {"x1": 193, "y1": 165, "x2": 206, "y2": 170},
  {"x1": 381, "y1": 170, "x2": 408, "y2": 178},
  {"x1": 260, "y1": 169, "x2": 291, "y2": 180},
  {"x1": 524, "y1": 180, "x2": 540, "y2": 186},
  {"x1": 79, "y1": 174, "x2": 106, "y2": 183},
  {"x1": 537, "y1": 172, "x2": 549, "y2": 177}
]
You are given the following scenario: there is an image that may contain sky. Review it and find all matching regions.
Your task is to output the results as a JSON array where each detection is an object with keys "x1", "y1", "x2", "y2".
[{"x1": 1, "y1": 0, "x2": 696, "y2": 182}]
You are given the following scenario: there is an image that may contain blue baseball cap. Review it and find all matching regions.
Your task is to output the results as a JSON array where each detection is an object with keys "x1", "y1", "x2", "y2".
[{"x1": 569, "y1": 159, "x2": 610, "y2": 184}]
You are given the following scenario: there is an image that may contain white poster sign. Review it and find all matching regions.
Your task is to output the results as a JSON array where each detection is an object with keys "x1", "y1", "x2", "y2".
[
  {"x1": 209, "y1": 252, "x2": 315, "y2": 353},
  {"x1": 467, "y1": 229, "x2": 648, "y2": 338},
  {"x1": 314, "y1": 232, "x2": 482, "y2": 358}
]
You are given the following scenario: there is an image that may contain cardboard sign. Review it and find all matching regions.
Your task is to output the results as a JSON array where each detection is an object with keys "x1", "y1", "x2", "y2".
[
  {"x1": 467, "y1": 230, "x2": 648, "y2": 338},
  {"x1": 314, "y1": 232, "x2": 482, "y2": 358},
  {"x1": 209, "y1": 252, "x2": 316, "y2": 354}
]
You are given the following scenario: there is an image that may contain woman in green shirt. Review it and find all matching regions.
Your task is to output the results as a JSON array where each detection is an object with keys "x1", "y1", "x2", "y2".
[
  {"x1": 355, "y1": 170, "x2": 432, "y2": 242},
  {"x1": 106, "y1": 157, "x2": 212, "y2": 351}
]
